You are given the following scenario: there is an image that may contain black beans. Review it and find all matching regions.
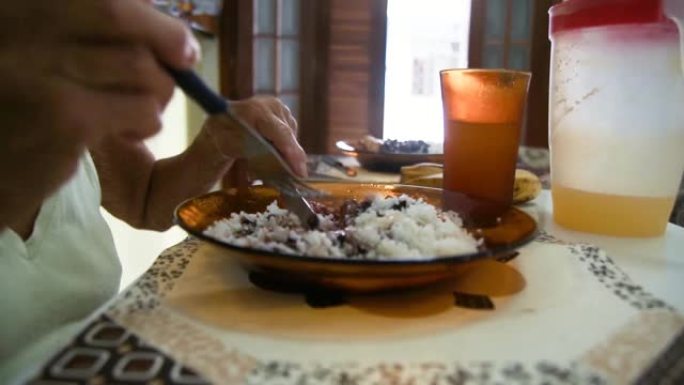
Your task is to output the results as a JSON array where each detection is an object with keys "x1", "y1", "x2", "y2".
[
  {"x1": 391, "y1": 199, "x2": 408, "y2": 210},
  {"x1": 380, "y1": 139, "x2": 430, "y2": 154}
]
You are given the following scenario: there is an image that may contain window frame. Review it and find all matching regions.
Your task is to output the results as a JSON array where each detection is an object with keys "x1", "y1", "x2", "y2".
[{"x1": 218, "y1": 0, "x2": 554, "y2": 154}]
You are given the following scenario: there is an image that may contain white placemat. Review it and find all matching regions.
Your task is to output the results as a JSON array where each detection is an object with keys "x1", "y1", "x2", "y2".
[{"x1": 106, "y1": 233, "x2": 684, "y2": 385}]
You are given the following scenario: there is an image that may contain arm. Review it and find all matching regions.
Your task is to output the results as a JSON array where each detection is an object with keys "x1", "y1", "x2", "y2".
[
  {"x1": 92, "y1": 122, "x2": 232, "y2": 230},
  {"x1": 93, "y1": 96, "x2": 308, "y2": 231},
  {"x1": 0, "y1": 0, "x2": 197, "y2": 235}
]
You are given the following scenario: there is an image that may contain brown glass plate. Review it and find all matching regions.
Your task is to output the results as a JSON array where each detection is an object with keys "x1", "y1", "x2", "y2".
[
  {"x1": 175, "y1": 182, "x2": 537, "y2": 293},
  {"x1": 336, "y1": 140, "x2": 444, "y2": 172}
]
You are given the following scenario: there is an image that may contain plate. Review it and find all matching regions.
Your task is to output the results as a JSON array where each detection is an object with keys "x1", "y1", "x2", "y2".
[
  {"x1": 175, "y1": 182, "x2": 537, "y2": 293},
  {"x1": 336, "y1": 140, "x2": 444, "y2": 172}
]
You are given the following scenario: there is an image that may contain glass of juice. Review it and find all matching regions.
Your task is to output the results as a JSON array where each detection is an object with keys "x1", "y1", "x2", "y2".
[
  {"x1": 440, "y1": 69, "x2": 531, "y2": 223},
  {"x1": 549, "y1": 0, "x2": 684, "y2": 237}
]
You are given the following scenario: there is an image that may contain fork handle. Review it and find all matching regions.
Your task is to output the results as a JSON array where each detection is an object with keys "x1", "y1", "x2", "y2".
[{"x1": 166, "y1": 67, "x2": 228, "y2": 115}]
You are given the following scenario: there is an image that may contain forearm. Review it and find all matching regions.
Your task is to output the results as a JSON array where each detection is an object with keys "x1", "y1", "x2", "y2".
[
  {"x1": 94, "y1": 123, "x2": 233, "y2": 231},
  {"x1": 141, "y1": 128, "x2": 234, "y2": 230},
  {"x1": 96, "y1": 96, "x2": 306, "y2": 231}
]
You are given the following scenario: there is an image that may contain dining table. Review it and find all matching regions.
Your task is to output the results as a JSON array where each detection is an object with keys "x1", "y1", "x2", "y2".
[{"x1": 21, "y1": 153, "x2": 684, "y2": 385}]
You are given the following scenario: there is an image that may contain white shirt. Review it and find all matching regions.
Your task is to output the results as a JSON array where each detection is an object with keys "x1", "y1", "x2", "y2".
[{"x1": 0, "y1": 153, "x2": 120, "y2": 382}]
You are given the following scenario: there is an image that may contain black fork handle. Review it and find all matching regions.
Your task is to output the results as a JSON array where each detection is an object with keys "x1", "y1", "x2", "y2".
[{"x1": 165, "y1": 67, "x2": 228, "y2": 115}]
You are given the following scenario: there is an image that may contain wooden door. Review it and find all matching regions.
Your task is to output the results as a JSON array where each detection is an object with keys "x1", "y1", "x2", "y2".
[
  {"x1": 323, "y1": 0, "x2": 388, "y2": 153},
  {"x1": 469, "y1": 0, "x2": 557, "y2": 148},
  {"x1": 218, "y1": 0, "x2": 387, "y2": 155}
]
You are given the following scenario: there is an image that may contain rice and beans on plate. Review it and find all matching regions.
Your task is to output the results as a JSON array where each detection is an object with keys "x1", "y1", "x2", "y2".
[{"x1": 203, "y1": 194, "x2": 480, "y2": 260}]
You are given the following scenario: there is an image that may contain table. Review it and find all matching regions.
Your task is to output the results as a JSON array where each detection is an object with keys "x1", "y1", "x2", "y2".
[{"x1": 23, "y1": 190, "x2": 684, "y2": 385}]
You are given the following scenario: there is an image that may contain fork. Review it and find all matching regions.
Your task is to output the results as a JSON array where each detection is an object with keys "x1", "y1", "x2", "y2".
[{"x1": 166, "y1": 67, "x2": 321, "y2": 227}]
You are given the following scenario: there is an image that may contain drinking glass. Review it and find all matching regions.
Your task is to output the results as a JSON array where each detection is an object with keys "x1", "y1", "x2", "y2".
[{"x1": 440, "y1": 69, "x2": 531, "y2": 222}]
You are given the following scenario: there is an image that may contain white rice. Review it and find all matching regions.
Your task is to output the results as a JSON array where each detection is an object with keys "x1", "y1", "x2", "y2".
[{"x1": 203, "y1": 194, "x2": 479, "y2": 260}]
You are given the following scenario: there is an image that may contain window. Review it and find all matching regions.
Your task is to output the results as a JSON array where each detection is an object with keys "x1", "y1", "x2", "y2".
[
  {"x1": 383, "y1": 0, "x2": 549, "y2": 147},
  {"x1": 382, "y1": 0, "x2": 472, "y2": 142},
  {"x1": 218, "y1": 0, "x2": 552, "y2": 153},
  {"x1": 253, "y1": 0, "x2": 301, "y2": 118}
]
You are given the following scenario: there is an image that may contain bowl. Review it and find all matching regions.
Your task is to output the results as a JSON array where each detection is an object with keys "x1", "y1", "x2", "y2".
[
  {"x1": 336, "y1": 140, "x2": 444, "y2": 172},
  {"x1": 175, "y1": 182, "x2": 537, "y2": 293}
]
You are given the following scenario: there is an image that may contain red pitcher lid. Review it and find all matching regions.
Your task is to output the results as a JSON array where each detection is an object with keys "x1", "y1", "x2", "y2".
[{"x1": 550, "y1": 0, "x2": 672, "y2": 34}]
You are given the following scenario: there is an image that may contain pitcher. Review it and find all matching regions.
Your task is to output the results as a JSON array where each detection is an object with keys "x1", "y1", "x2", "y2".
[{"x1": 548, "y1": 0, "x2": 684, "y2": 237}]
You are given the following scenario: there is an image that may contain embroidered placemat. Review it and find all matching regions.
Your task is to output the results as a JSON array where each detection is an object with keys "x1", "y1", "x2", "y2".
[{"x1": 30, "y1": 233, "x2": 677, "y2": 385}]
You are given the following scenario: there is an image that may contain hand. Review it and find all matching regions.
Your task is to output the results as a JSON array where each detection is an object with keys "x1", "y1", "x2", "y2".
[
  {"x1": 203, "y1": 96, "x2": 309, "y2": 177},
  {"x1": 0, "y1": 0, "x2": 199, "y2": 229}
]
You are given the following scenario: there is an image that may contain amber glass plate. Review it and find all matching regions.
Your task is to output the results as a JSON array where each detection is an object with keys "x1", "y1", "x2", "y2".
[
  {"x1": 175, "y1": 183, "x2": 537, "y2": 293},
  {"x1": 336, "y1": 140, "x2": 444, "y2": 172}
]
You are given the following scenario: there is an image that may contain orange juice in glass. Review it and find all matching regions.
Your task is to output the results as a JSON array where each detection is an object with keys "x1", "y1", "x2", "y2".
[{"x1": 440, "y1": 69, "x2": 531, "y2": 222}]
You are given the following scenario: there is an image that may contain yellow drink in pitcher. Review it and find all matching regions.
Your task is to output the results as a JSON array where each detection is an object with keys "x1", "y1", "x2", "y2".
[
  {"x1": 550, "y1": 128, "x2": 684, "y2": 237},
  {"x1": 552, "y1": 186, "x2": 676, "y2": 237}
]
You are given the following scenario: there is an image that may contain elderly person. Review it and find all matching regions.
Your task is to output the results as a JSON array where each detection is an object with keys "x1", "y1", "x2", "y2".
[{"x1": 0, "y1": 0, "x2": 307, "y2": 381}]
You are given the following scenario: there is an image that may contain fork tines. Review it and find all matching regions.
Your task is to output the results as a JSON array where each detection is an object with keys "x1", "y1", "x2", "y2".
[{"x1": 268, "y1": 177, "x2": 326, "y2": 199}]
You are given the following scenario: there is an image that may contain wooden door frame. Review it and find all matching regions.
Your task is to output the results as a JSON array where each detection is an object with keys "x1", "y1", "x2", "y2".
[
  {"x1": 368, "y1": 0, "x2": 388, "y2": 140},
  {"x1": 525, "y1": 0, "x2": 558, "y2": 148},
  {"x1": 218, "y1": 0, "x2": 253, "y2": 188},
  {"x1": 297, "y1": 0, "x2": 331, "y2": 154},
  {"x1": 219, "y1": 0, "x2": 254, "y2": 99},
  {"x1": 468, "y1": 0, "x2": 486, "y2": 68},
  {"x1": 468, "y1": 0, "x2": 553, "y2": 148}
]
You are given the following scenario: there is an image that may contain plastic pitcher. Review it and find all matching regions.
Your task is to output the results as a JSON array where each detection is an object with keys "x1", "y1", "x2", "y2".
[{"x1": 548, "y1": 0, "x2": 684, "y2": 237}]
